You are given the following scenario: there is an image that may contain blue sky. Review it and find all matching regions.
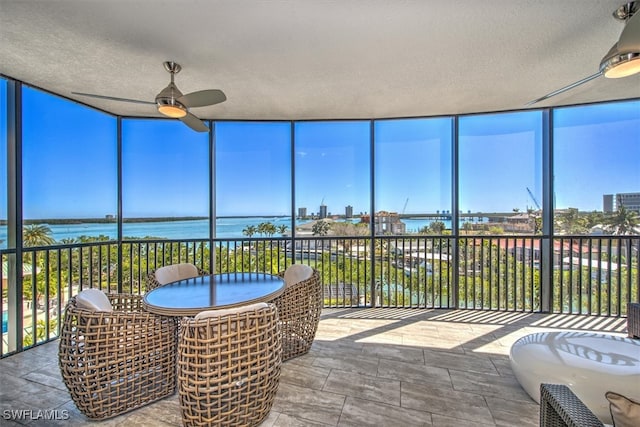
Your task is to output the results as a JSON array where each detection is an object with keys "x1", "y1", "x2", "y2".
[{"x1": 0, "y1": 81, "x2": 639, "y2": 219}]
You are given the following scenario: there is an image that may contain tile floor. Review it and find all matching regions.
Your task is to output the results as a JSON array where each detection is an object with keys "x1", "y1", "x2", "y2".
[{"x1": 0, "y1": 308, "x2": 628, "y2": 426}]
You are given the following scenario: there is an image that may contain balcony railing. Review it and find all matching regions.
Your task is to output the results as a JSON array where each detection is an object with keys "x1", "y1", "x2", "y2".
[{"x1": 1, "y1": 235, "x2": 638, "y2": 357}]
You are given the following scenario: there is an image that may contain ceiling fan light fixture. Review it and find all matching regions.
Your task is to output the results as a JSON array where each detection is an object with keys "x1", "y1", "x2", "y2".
[
  {"x1": 600, "y1": 50, "x2": 640, "y2": 78},
  {"x1": 157, "y1": 99, "x2": 187, "y2": 118}
]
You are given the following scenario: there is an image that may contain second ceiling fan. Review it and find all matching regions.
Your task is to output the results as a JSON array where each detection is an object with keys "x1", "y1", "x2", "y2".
[{"x1": 73, "y1": 61, "x2": 226, "y2": 132}]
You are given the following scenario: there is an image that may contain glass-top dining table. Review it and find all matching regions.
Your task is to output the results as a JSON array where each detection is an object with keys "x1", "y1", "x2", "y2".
[{"x1": 142, "y1": 272, "x2": 285, "y2": 316}]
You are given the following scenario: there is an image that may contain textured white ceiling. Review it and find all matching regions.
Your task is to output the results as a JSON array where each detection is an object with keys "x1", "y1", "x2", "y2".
[{"x1": 1, "y1": 0, "x2": 639, "y2": 121}]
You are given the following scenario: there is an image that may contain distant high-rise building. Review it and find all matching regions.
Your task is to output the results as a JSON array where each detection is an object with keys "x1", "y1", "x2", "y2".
[
  {"x1": 603, "y1": 194, "x2": 614, "y2": 213},
  {"x1": 298, "y1": 207, "x2": 307, "y2": 219},
  {"x1": 615, "y1": 192, "x2": 640, "y2": 214},
  {"x1": 345, "y1": 205, "x2": 353, "y2": 218},
  {"x1": 319, "y1": 204, "x2": 328, "y2": 219}
]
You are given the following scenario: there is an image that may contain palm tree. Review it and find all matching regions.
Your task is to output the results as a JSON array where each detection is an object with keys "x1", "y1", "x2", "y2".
[
  {"x1": 605, "y1": 206, "x2": 639, "y2": 235},
  {"x1": 263, "y1": 223, "x2": 277, "y2": 237},
  {"x1": 257, "y1": 222, "x2": 269, "y2": 237},
  {"x1": 242, "y1": 225, "x2": 258, "y2": 237},
  {"x1": 276, "y1": 224, "x2": 288, "y2": 236},
  {"x1": 23, "y1": 224, "x2": 56, "y2": 246}
]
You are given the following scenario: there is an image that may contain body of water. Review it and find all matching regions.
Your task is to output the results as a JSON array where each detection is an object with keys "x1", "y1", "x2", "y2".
[{"x1": 0, "y1": 216, "x2": 474, "y2": 249}]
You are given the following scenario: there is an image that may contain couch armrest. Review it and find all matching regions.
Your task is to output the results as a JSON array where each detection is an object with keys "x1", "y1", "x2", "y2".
[{"x1": 540, "y1": 384, "x2": 604, "y2": 427}]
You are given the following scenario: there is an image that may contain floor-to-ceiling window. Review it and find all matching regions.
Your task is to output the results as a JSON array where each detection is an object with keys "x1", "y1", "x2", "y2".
[
  {"x1": 121, "y1": 119, "x2": 209, "y2": 239},
  {"x1": 374, "y1": 117, "x2": 452, "y2": 235},
  {"x1": 457, "y1": 110, "x2": 543, "y2": 310},
  {"x1": 294, "y1": 121, "x2": 371, "y2": 236},
  {"x1": 553, "y1": 100, "x2": 640, "y2": 235},
  {"x1": 553, "y1": 100, "x2": 640, "y2": 314},
  {"x1": 22, "y1": 87, "x2": 117, "y2": 244},
  {"x1": 0, "y1": 78, "x2": 7, "y2": 251},
  {"x1": 215, "y1": 121, "x2": 291, "y2": 238},
  {"x1": 458, "y1": 111, "x2": 543, "y2": 235}
]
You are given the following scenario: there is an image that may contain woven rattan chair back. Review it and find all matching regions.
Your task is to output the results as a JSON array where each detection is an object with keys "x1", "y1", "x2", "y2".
[
  {"x1": 273, "y1": 267, "x2": 322, "y2": 361},
  {"x1": 177, "y1": 304, "x2": 281, "y2": 427},
  {"x1": 147, "y1": 263, "x2": 208, "y2": 291},
  {"x1": 58, "y1": 293, "x2": 177, "y2": 420},
  {"x1": 540, "y1": 383, "x2": 604, "y2": 427}
]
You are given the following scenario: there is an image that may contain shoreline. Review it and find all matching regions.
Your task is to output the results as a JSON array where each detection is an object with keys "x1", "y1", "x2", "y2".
[
  {"x1": 0, "y1": 216, "x2": 292, "y2": 226},
  {"x1": 0, "y1": 212, "x2": 517, "y2": 226}
]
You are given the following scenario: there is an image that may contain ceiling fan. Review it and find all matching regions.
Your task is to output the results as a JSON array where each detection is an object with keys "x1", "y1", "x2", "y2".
[
  {"x1": 72, "y1": 61, "x2": 226, "y2": 132},
  {"x1": 527, "y1": 1, "x2": 640, "y2": 106}
]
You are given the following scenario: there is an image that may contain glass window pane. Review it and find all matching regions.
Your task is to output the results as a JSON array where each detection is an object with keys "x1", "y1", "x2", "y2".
[
  {"x1": 0, "y1": 78, "x2": 6, "y2": 249},
  {"x1": 375, "y1": 118, "x2": 452, "y2": 235},
  {"x1": 459, "y1": 111, "x2": 543, "y2": 234},
  {"x1": 122, "y1": 119, "x2": 209, "y2": 239},
  {"x1": 215, "y1": 122, "x2": 291, "y2": 238},
  {"x1": 294, "y1": 121, "x2": 371, "y2": 236},
  {"x1": 22, "y1": 87, "x2": 117, "y2": 245},
  {"x1": 554, "y1": 100, "x2": 640, "y2": 235}
]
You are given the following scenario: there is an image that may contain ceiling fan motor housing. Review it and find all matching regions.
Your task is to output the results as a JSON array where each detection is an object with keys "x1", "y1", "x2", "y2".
[{"x1": 156, "y1": 81, "x2": 187, "y2": 117}]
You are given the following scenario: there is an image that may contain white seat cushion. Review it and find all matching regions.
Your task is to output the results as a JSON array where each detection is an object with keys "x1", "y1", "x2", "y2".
[
  {"x1": 154, "y1": 263, "x2": 199, "y2": 285},
  {"x1": 75, "y1": 289, "x2": 113, "y2": 312},
  {"x1": 194, "y1": 302, "x2": 269, "y2": 321},
  {"x1": 283, "y1": 264, "x2": 313, "y2": 288}
]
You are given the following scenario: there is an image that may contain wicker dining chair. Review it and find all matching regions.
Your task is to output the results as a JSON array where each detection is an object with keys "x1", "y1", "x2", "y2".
[
  {"x1": 146, "y1": 262, "x2": 209, "y2": 291},
  {"x1": 58, "y1": 290, "x2": 178, "y2": 420},
  {"x1": 178, "y1": 302, "x2": 281, "y2": 427},
  {"x1": 273, "y1": 265, "x2": 323, "y2": 361}
]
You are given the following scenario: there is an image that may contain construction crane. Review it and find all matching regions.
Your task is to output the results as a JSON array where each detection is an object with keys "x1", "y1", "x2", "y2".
[{"x1": 526, "y1": 187, "x2": 541, "y2": 210}]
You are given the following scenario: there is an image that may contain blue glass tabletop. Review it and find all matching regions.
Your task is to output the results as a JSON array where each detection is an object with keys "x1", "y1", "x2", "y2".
[{"x1": 143, "y1": 272, "x2": 284, "y2": 316}]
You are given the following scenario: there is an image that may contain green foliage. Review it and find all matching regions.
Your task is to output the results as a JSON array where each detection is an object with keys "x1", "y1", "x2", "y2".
[
  {"x1": 23, "y1": 224, "x2": 56, "y2": 247},
  {"x1": 312, "y1": 220, "x2": 330, "y2": 236}
]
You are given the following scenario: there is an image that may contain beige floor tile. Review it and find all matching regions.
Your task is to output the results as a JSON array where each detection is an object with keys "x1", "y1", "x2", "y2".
[
  {"x1": 338, "y1": 396, "x2": 432, "y2": 427},
  {"x1": 485, "y1": 395, "x2": 539, "y2": 427},
  {"x1": 401, "y1": 381, "x2": 495, "y2": 425},
  {"x1": 361, "y1": 342, "x2": 425, "y2": 364},
  {"x1": 323, "y1": 370, "x2": 401, "y2": 406},
  {"x1": 272, "y1": 382, "x2": 346, "y2": 425},
  {"x1": 449, "y1": 369, "x2": 533, "y2": 402},
  {"x1": 1, "y1": 308, "x2": 620, "y2": 426},
  {"x1": 377, "y1": 358, "x2": 451, "y2": 387}
]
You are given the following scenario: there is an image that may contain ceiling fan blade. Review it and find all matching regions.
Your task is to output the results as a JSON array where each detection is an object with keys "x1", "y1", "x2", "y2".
[
  {"x1": 179, "y1": 112, "x2": 209, "y2": 132},
  {"x1": 71, "y1": 92, "x2": 155, "y2": 105},
  {"x1": 618, "y1": 11, "x2": 640, "y2": 51},
  {"x1": 525, "y1": 72, "x2": 602, "y2": 106},
  {"x1": 178, "y1": 89, "x2": 226, "y2": 108}
]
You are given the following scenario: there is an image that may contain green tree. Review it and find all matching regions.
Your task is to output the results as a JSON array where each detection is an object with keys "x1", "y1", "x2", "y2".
[
  {"x1": 312, "y1": 220, "x2": 330, "y2": 236},
  {"x1": 243, "y1": 225, "x2": 258, "y2": 237},
  {"x1": 556, "y1": 208, "x2": 587, "y2": 234},
  {"x1": 605, "y1": 206, "x2": 639, "y2": 235},
  {"x1": 584, "y1": 210, "x2": 606, "y2": 229},
  {"x1": 276, "y1": 224, "x2": 289, "y2": 236},
  {"x1": 526, "y1": 208, "x2": 542, "y2": 235},
  {"x1": 23, "y1": 224, "x2": 56, "y2": 246},
  {"x1": 429, "y1": 221, "x2": 446, "y2": 235},
  {"x1": 263, "y1": 222, "x2": 277, "y2": 237}
]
